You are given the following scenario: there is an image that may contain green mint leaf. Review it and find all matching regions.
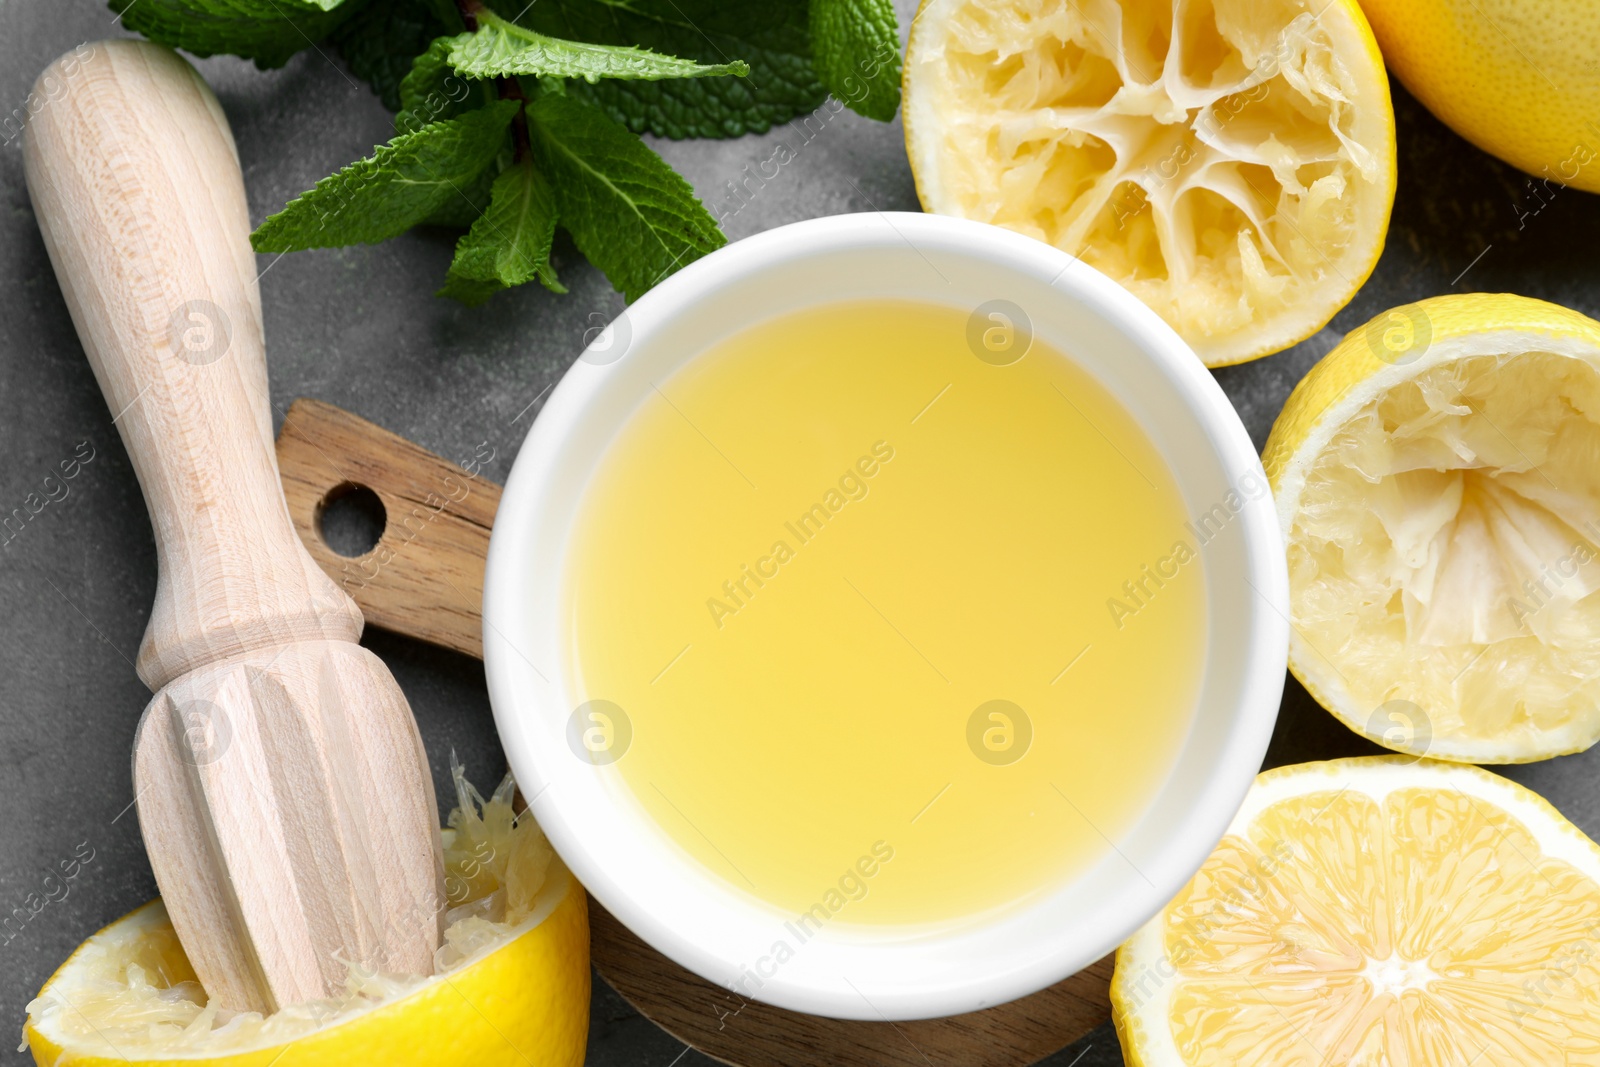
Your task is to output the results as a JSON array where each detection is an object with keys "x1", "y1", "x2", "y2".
[
  {"x1": 420, "y1": 146, "x2": 505, "y2": 228},
  {"x1": 519, "y1": 0, "x2": 825, "y2": 139},
  {"x1": 252, "y1": 101, "x2": 519, "y2": 252},
  {"x1": 527, "y1": 94, "x2": 724, "y2": 300},
  {"x1": 809, "y1": 0, "x2": 902, "y2": 121},
  {"x1": 109, "y1": 0, "x2": 355, "y2": 67},
  {"x1": 447, "y1": 10, "x2": 747, "y2": 83},
  {"x1": 329, "y1": 0, "x2": 453, "y2": 109},
  {"x1": 439, "y1": 158, "x2": 565, "y2": 305},
  {"x1": 397, "y1": 36, "x2": 490, "y2": 134}
]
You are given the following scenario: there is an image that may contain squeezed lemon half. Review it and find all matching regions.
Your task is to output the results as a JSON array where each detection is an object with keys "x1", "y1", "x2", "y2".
[
  {"x1": 903, "y1": 0, "x2": 1396, "y2": 366},
  {"x1": 21, "y1": 766, "x2": 589, "y2": 1066},
  {"x1": 1114, "y1": 757, "x2": 1600, "y2": 1065},
  {"x1": 1266, "y1": 294, "x2": 1600, "y2": 763}
]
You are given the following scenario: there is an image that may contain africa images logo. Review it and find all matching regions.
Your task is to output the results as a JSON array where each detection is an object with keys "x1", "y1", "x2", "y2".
[{"x1": 727, "y1": 840, "x2": 896, "y2": 998}]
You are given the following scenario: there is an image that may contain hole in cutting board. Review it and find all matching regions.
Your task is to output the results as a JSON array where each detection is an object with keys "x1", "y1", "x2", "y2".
[{"x1": 316, "y1": 482, "x2": 386, "y2": 558}]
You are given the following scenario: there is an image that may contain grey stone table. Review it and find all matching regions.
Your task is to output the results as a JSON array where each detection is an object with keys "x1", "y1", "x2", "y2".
[{"x1": 4, "y1": 2, "x2": 1600, "y2": 1064}]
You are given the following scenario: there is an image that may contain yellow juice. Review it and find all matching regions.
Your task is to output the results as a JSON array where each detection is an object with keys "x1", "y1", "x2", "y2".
[{"x1": 564, "y1": 300, "x2": 1206, "y2": 927}]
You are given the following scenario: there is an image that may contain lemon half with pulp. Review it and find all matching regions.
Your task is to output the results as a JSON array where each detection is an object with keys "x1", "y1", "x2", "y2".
[
  {"x1": 22, "y1": 770, "x2": 589, "y2": 1066},
  {"x1": 1266, "y1": 294, "x2": 1600, "y2": 763},
  {"x1": 1114, "y1": 756, "x2": 1600, "y2": 1064},
  {"x1": 904, "y1": 0, "x2": 1397, "y2": 366}
]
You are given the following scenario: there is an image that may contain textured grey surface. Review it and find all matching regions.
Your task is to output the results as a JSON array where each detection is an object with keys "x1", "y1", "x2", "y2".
[{"x1": 3, "y1": 1, "x2": 1600, "y2": 1064}]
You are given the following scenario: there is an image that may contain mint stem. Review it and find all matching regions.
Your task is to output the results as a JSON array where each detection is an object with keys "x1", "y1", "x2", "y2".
[
  {"x1": 455, "y1": 0, "x2": 485, "y2": 31},
  {"x1": 500, "y1": 76, "x2": 531, "y2": 162},
  {"x1": 465, "y1": 1, "x2": 532, "y2": 162}
]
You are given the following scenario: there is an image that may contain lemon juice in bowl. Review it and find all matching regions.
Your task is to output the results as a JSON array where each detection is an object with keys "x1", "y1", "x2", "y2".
[{"x1": 563, "y1": 299, "x2": 1208, "y2": 927}]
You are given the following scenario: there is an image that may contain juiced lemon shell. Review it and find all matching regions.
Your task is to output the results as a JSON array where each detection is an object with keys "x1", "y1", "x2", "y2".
[
  {"x1": 1113, "y1": 756, "x2": 1600, "y2": 1066},
  {"x1": 903, "y1": 0, "x2": 1396, "y2": 366},
  {"x1": 1265, "y1": 294, "x2": 1600, "y2": 763},
  {"x1": 22, "y1": 770, "x2": 589, "y2": 1066}
]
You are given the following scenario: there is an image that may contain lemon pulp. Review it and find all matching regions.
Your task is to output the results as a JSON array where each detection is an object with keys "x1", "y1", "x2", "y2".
[
  {"x1": 903, "y1": 0, "x2": 1395, "y2": 365},
  {"x1": 1265, "y1": 294, "x2": 1600, "y2": 762},
  {"x1": 1114, "y1": 758, "x2": 1600, "y2": 1065},
  {"x1": 24, "y1": 766, "x2": 559, "y2": 1058},
  {"x1": 564, "y1": 299, "x2": 1207, "y2": 927},
  {"x1": 1291, "y1": 351, "x2": 1600, "y2": 752}
]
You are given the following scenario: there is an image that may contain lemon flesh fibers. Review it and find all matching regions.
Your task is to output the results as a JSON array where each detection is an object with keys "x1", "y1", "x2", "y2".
[
  {"x1": 1266, "y1": 294, "x2": 1600, "y2": 763},
  {"x1": 1113, "y1": 757, "x2": 1600, "y2": 1066},
  {"x1": 22, "y1": 765, "x2": 588, "y2": 1065},
  {"x1": 903, "y1": 0, "x2": 1396, "y2": 366}
]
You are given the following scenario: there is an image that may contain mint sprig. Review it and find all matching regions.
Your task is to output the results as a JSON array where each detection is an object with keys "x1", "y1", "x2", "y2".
[
  {"x1": 110, "y1": 0, "x2": 358, "y2": 67},
  {"x1": 810, "y1": 0, "x2": 902, "y2": 122},
  {"x1": 331, "y1": 0, "x2": 459, "y2": 108},
  {"x1": 119, "y1": 0, "x2": 902, "y2": 305},
  {"x1": 527, "y1": 0, "x2": 827, "y2": 140},
  {"x1": 397, "y1": 36, "x2": 489, "y2": 134},
  {"x1": 439, "y1": 157, "x2": 565, "y2": 305},
  {"x1": 448, "y1": 10, "x2": 750, "y2": 83},
  {"x1": 528, "y1": 93, "x2": 727, "y2": 302},
  {"x1": 253, "y1": 101, "x2": 520, "y2": 250}
]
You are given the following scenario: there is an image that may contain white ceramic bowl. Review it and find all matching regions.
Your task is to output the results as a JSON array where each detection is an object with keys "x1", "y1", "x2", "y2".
[{"x1": 483, "y1": 212, "x2": 1288, "y2": 1021}]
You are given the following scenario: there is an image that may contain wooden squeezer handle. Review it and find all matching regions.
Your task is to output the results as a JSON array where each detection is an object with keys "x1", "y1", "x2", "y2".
[{"x1": 23, "y1": 39, "x2": 362, "y2": 692}]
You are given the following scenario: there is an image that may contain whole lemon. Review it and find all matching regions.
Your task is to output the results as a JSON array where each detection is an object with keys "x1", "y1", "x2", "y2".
[{"x1": 1362, "y1": 0, "x2": 1600, "y2": 192}]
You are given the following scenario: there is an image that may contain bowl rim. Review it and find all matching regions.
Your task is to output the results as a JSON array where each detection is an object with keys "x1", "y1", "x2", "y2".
[{"x1": 483, "y1": 211, "x2": 1288, "y2": 1020}]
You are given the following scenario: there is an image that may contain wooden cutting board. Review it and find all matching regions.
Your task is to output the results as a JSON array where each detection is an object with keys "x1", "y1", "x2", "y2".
[{"x1": 274, "y1": 397, "x2": 1114, "y2": 1067}]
